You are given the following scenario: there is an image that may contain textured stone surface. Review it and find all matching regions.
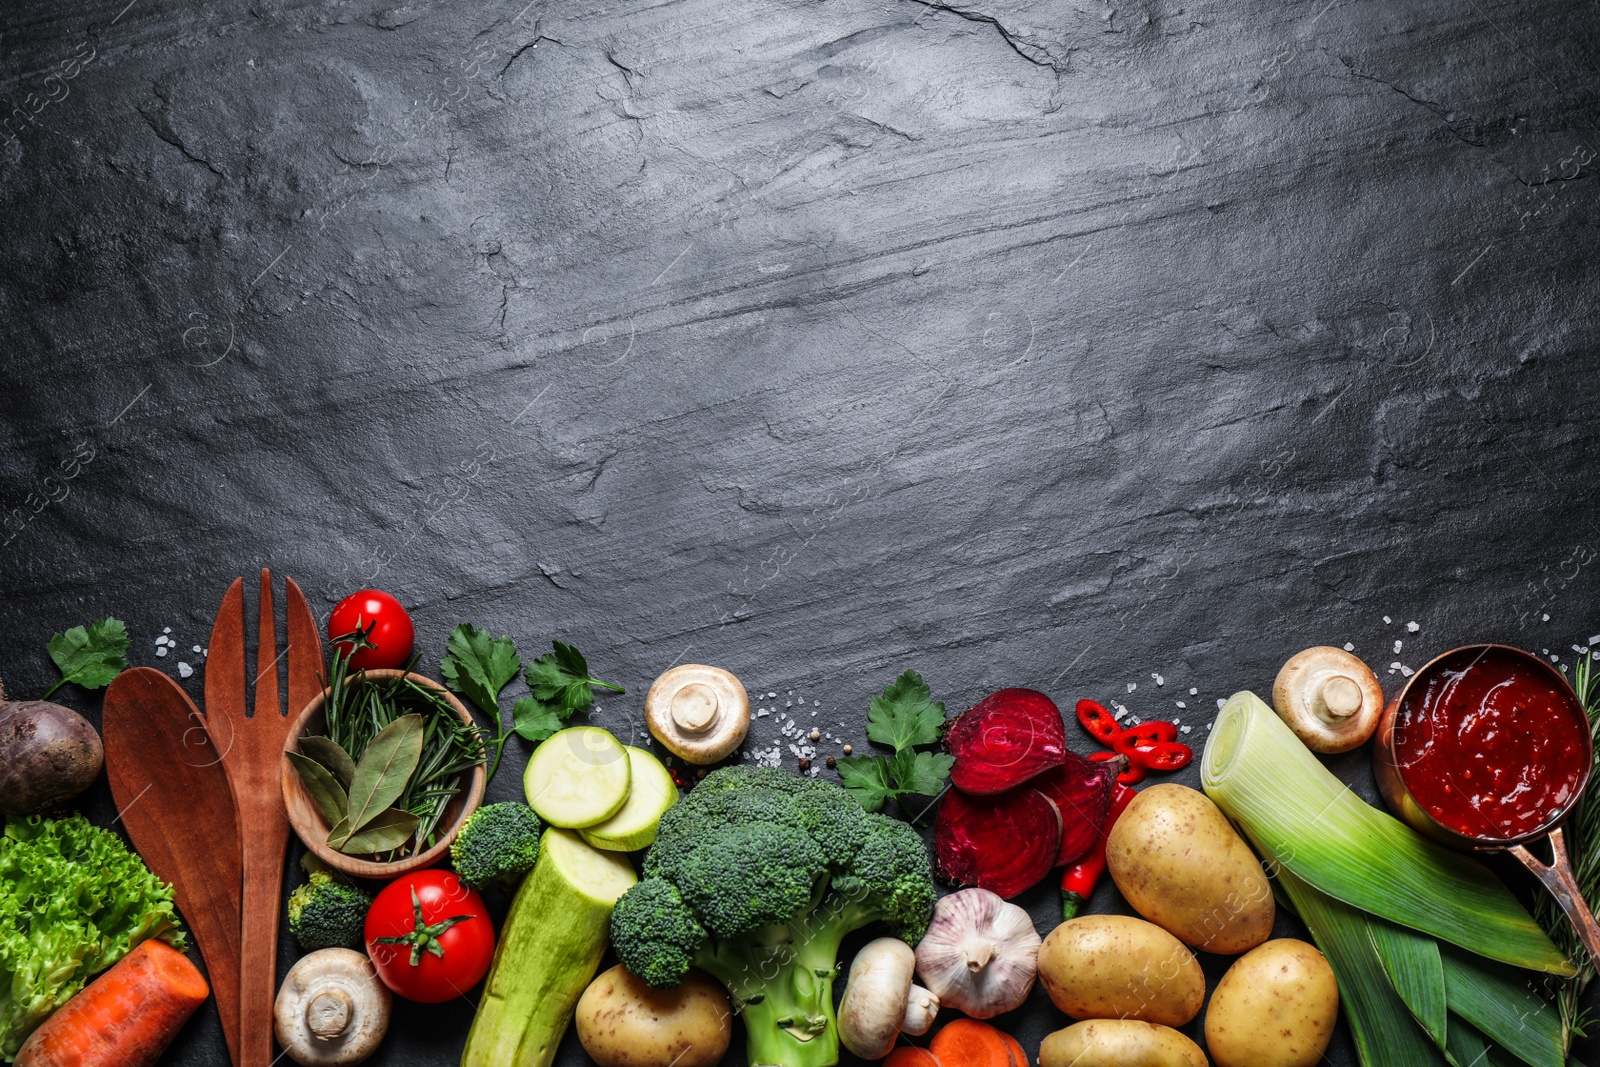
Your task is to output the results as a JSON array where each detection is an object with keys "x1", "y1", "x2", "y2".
[{"x1": 2, "y1": 0, "x2": 1599, "y2": 1062}]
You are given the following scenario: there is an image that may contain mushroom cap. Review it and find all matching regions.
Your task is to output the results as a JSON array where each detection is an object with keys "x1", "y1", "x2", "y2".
[
  {"x1": 839, "y1": 938, "x2": 917, "y2": 1060},
  {"x1": 644, "y1": 665, "x2": 750, "y2": 765},
  {"x1": 274, "y1": 948, "x2": 391, "y2": 1066},
  {"x1": 1272, "y1": 646, "x2": 1385, "y2": 754}
]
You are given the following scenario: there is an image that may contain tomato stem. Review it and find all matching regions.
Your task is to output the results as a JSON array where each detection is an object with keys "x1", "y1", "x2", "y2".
[{"x1": 371, "y1": 887, "x2": 477, "y2": 967}]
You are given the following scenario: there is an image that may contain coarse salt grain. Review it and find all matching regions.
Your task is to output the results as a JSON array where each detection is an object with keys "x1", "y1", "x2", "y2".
[
  {"x1": 1394, "y1": 640, "x2": 1403, "y2": 653},
  {"x1": 1176, "y1": 701, "x2": 1186, "y2": 709},
  {"x1": 1400, "y1": 665, "x2": 1414, "y2": 677},
  {"x1": 177, "y1": 662, "x2": 193, "y2": 678},
  {"x1": 1407, "y1": 621, "x2": 1420, "y2": 632},
  {"x1": 1152, "y1": 673, "x2": 1164, "y2": 686},
  {"x1": 1127, "y1": 682, "x2": 1137, "y2": 693},
  {"x1": 156, "y1": 647, "x2": 168, "y2": 658},
  {"x1": 1189, "y1": 687, "x2": 1198, "y2": 696},
  {"x1": 1383, "y1": 615, "x2": 1392, "y2": 624}
]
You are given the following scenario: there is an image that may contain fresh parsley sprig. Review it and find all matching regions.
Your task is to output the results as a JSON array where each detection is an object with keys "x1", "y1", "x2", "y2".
[
  {"x1": 837, "y1": 669, "x2": 954, "y2": 820},
  {"x1": 440, "y1": 626, "x2": 625, "y2": 781},
  {"x1": 43, "y1": 617, "x2": 129, "y2": 698}
]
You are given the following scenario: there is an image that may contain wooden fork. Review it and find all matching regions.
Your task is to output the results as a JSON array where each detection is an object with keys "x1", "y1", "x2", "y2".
[{"x1": 203, "y1": 570, "x2": 324, "y2": 1067}]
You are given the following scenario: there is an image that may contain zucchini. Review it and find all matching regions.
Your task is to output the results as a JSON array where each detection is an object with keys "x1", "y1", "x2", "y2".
[
  {"x1": 581, "y1": 746, "x2": 678, "y2": 852},
  {"x1": 461, "y1": 828, "x2": 638, "y2": 1067},
  {"x1": 523, "y1": 726, "x2": 631, "y2": 828}
]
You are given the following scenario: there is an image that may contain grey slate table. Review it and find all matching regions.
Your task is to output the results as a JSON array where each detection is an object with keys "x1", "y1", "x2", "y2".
[{"x1": 3, "y1": 0, "x2": 1599, "y2": 1062}]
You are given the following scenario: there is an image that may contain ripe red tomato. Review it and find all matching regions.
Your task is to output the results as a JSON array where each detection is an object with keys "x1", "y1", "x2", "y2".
[
  {"x1": 329, "y1": 589, "x2": 414, "y2": 670},
  {"x1": 364, "y1": 870, "x2": 493, "y2": 1003}
]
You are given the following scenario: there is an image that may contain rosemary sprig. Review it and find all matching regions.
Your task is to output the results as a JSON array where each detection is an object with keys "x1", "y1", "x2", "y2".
[{"x1": 1536, "y1": 651, "x2": 1600, "y2": 1038}]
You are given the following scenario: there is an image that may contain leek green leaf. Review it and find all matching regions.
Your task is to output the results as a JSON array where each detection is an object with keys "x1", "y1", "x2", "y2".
[
  {"x1": 1277, "y1": 863, "x2": 1452, "y2": 1067},
  {"x1": 1370, "y1": 916, "x2": 1448, "y2": 1046},
  {"x1": 1443, "y1": 1015, "x2": 1494, "y2": 1067},
  {"x1": 1440, "y1": 945, "x2": 1566, "y2": 1067},
  {"x1": 1203, "y1": 692, "x2": 1573, "y2": 975}
]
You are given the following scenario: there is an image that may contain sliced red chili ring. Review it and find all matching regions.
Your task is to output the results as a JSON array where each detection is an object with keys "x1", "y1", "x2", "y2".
[
  {"x1": 1114, "y1": 721, "x2": 1179, "y2": 754},
  {"x1": 1089, "y1": 749, "x2": 1145, "y2": 784},
  {"x1": 1130, "y1": 740, "x2": 1193, "y2": 772},
  {"x1": 1075, "y1": 699, "x2": 1123, "y2": 745}
]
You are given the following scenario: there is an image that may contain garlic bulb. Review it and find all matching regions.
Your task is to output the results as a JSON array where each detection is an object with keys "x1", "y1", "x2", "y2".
[{"x1": 914, "y1": 888, "x2": 1041, "y2": 1018}]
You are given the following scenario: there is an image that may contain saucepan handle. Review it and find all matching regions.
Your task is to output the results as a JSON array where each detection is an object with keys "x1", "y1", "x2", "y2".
[{"x1": 1509, "y1": 825, "x2": 1600, "y2": 970}]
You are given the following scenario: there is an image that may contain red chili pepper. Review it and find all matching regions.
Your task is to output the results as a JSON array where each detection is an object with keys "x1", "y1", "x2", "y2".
[
  {"x1": 1089, "y1": 749, "x2": 1145, "y2": 784},
  {"x1": 1075, "y1": 699, "x2": 1123, "y2": 745},
  {"x1": 1131, "y1": 740, "x2": 1193, "y2": 772},
  {"x1": 1113, "y1": 721, "x2": 1179, "y2": 754},
  {"x1": 1061, "y1": 783, "x2": 1139, "y2": 920}
]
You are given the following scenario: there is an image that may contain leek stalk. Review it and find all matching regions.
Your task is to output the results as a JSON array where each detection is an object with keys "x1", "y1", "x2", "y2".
[{"x1": 1202, "y1": 691, "x2": 1574, "y2": 976}]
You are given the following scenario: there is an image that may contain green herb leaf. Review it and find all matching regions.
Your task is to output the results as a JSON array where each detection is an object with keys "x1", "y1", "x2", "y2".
[
  {"x1": 341, "y1": 713, "x2": 424, "y2": 842},
  {"x1": 836, "y1": 756, "x2": 896, "y2": 812},
  {"x1": 517, "y1": 641, "x2": 624, "y2": 742},
  {"x1": 512, "y1": 696, "x2": 565, "y2": 744},
  {"x1": 888, "y1": 748, "x2": 955, "y2": 797},
  {"x1": 297, "y1": 736, "x2": 357, "y2": 789},
  {"x1": 439, "y1": 624, "x2": 522, "y2": 718},
  {"x1": 865, "y1": 669, "x2": 946, "y2": 751},
  {"x1": 287, "y1": 751, "x2": 349, "y2": 825},
  {"x1": 337, "y1": 807, "x2": 421, "y2": 854},
  {"x1": 44, "y1": 617, "x2": 130, "y2": 698}
]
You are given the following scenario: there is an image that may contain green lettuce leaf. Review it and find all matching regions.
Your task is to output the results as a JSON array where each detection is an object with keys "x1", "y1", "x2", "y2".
[{"x1": 0, "y1": 815, "x2": 184, "y2": 1059}]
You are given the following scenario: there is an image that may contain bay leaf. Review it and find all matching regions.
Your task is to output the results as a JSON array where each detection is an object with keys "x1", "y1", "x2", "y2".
[
  {"x1": 326, "y1": 815, "x2": 351, "y2": 849},
  {"x1": 287, "y1": 750, "x2": 348, "y2": 826},
  {"x1": 345, "y1": 712, "x2": 424, "y2": 835},
  {"x1": 298, "y1": 735, "x2": 357, "y2": 788},
  {"x1": 338, "y1": 807, "x2": 420, "y2": 854}
]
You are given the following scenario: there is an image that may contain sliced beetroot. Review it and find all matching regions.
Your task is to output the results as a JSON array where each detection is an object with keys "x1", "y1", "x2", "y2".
[
  {"x1": 946, "y1": 688, "x2": 1068, "y2": 794},
  {"x1": 935, "y1": 785, "x2": 1062, "y2": 898},
  {"x1": 1032, "y1": 751, "x2": 1122, "y2": 867}
]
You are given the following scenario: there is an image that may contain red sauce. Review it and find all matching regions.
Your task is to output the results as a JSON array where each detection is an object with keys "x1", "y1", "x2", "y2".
[{"x1": 1394, "y1": 647, "x2": 1588, "y2": 841}]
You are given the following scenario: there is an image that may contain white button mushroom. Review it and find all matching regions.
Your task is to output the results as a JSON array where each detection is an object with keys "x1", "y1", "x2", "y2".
[
  {"x1": 839, "y1": 938, "x2": 941, "y2": 1060},
  {"x1": 274, "y1": 948, "x2": 391, "y2": 1066},
  {"x1": 644, "y1": 665, "x2": 750, "y2": 764},
  {"x1": 1271, "y1": 646, "x2": 1385, "y2": 754},
  {"x1": 913, "y1": 888, "x2": 1042, "y2": 1019}
]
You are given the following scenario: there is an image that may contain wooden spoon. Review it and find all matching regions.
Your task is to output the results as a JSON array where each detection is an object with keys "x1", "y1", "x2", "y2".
[{"x1": 103, "y1": 666, "x2": 242, "y2": 1066}]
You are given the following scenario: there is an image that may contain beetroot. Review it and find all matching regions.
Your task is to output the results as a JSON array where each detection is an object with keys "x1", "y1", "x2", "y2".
[
  {"x1": 946, "y1": 688, "x2": 1067, "y2": 794},
  {"x1": 1032, "y1": 751, "x2": 1122, "y2": 867},
  {"x1": 935, "y1": 786, "x2": 1062, "y2": 898}
]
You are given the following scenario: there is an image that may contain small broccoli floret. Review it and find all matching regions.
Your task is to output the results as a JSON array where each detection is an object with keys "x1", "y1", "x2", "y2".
[
  {"x1": 449, "y1": 802, "x2": 542, "y2": 890},
  {"x1": 609, "y1": 765, "x2": 937, "y2": 1067},
  {"x1": 287, "y1": 871, "x2": 370, "y2": 951}
]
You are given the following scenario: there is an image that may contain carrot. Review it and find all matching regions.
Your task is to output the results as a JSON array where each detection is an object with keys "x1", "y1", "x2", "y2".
[
  {"x1": 883, "y1": 1048, "x2": 944, "y2": 1067},
  {"x1": 999, "y1": 1029, "x2": 1030, "y2": 1067},
  {"x1": 15, "y1": 940, "x2": 209, "y2": 1067},
  {"x1": 929, "y1": 1019, "x2": 1014, "y2": 1067}
]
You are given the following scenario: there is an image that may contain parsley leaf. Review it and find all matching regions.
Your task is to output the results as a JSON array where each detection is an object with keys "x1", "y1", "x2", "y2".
[
  {"x1": 44, "y1": 618, "x2": 129, "y2": 698},
  {"x1": 440, "y1": 624, "x2": 522, "y2": 718},
  {"x1": 514, "y1": 641, "x2": 625, "y2": 743},
  {"x1": 866, "y1": 670, "x2": 946, "y2": 750},
  {"x1": 889, "y1": 748, "x2": 955, "y2": 797},
  {"x1": 511, "y1": 697, "x2": 566, "y2": 744},
  {"x1": 439, "y1": 623, "x2": 523, "y2": 782},
  {"x1": 836, "y1": 670, "x2": 952, "y2": 818},
  {"x1": 836, "y1": 756, "x2": 897, "y2": 811}
]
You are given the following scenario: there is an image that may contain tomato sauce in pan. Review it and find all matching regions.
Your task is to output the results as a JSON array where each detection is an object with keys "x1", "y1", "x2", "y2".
[{"x1": 1395, "y1": 647, "x2": 1588, "y2": 841}]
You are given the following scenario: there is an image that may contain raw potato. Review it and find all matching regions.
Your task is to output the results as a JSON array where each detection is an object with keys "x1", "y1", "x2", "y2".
[
  {"x1": 1039, "y1": 1019, "x2": 1207, "y2": 1067},
  {"x1": 1106, "y1": 783, "x2": 1274, "y2": 954},
  {"x1": 1038, "y1": 915, "x2": 1204, "y2": 1027},
  {"x1": 1205, "y1": 939, "x2": 1338, "y2": 1067},
  {"x1": 575, "y1": 965, "x2": 731, "y2": 1067}
]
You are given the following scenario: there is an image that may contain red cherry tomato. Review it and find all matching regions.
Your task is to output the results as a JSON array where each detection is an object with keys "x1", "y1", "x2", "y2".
[
  {"x1": 364, "y1": 870, "x2": 493, "y2": 1003},
  {"x1": 329, "y1": 589, "x2": 415, "y2": 670}
]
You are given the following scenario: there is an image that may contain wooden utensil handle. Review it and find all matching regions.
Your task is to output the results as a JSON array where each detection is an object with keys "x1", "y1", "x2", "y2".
[
  {"x1": 1510, "y1": 825, "x2": 1600, "y2": 971},
  {"x1": 237, "y1": 818, "x2": 289, "y2": 1067}
]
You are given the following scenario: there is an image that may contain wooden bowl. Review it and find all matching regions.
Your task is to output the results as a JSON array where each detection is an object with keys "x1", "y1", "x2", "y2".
[{"x1": 281, "y1": 669, "x2": 486, "y2": 878}]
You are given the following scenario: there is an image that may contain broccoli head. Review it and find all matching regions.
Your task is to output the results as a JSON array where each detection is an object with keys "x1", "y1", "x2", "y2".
[
  {"x1": 610, "y1": 766, "x2": 936, "y2": 1067},
  {"x1": 287, "y1": 870, "x2": 370, "y2": 951},
  {"x1": 449, "y1": 802, "x2": 542, "y2": 890}
]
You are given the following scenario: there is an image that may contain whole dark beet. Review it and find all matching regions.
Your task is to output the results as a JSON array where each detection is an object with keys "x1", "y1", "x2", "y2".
[{"x1": 0, "y1": 675, "x2": 104, "y2": 814}]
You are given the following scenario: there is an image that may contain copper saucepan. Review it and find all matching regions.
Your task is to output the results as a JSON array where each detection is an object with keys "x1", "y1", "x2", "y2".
[{"x1": 1373, "y1": 643, "x2": 1600, "y2": 967}]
